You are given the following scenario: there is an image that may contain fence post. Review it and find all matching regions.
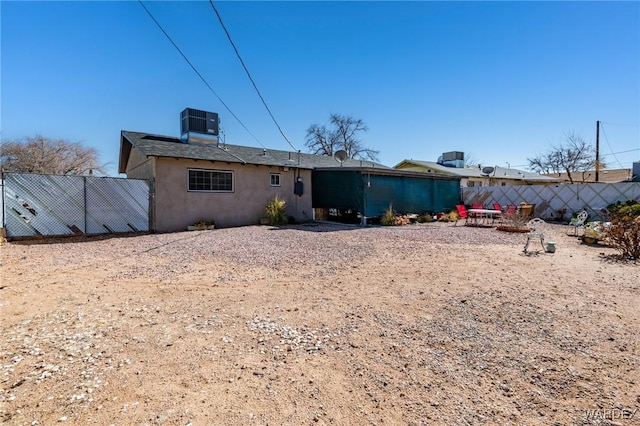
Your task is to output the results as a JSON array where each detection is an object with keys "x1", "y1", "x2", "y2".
[
  {"x1": 148, "y1": 179, "x2": 155, "y2": 233},
  {"x1": 84, "y1": 176, "x2": 88, "y2": 233},
  {"x1": 1, "y1": 171, "x2": 4, "y2": 230}
]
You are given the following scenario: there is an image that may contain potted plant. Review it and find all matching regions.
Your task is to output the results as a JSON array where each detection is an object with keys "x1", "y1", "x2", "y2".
[{"x1": 187, "y1": 219, "x2": 216, "y2": 231}]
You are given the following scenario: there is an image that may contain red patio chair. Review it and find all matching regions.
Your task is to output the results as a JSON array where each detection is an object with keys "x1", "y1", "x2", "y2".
[
  {"x1": 455, "y1": 205, "x2": 468, "y2": 226},
  {"x1": 471, "y1": 203, "x2": 486, "y2": 223},
  {"x1": 504, "y1": 204, "x2": 517, "y2": 219},
  {"x1": 491, "y1": 203, "x2": 503, "y2": 224}
]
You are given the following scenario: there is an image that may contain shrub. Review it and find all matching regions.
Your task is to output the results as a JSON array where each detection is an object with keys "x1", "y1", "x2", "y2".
[
  {"x1": 438, "y1": 211, "x2": 458, "y2": 222},
  {"x1": 607, "y1": 199, "x2": 639, "y2": 215},
  {"x1": 379, "y1": 205, "x2": 410, "y2": 226},
  {"x1": 417, "y1": 213, "x2": 433, "y2": 223},
  {"x1": 380, "y1": 204, "x2": 395, "y2": 226},
  {"x1": 603, "y1": 202, "x2": 640, "y2": 260},
  {"x1": 265, "y1": 196, "x2": 288, "y2": 226},
  {"x1": 193, "y1": 219, "x2": 215, "y2": 227}
]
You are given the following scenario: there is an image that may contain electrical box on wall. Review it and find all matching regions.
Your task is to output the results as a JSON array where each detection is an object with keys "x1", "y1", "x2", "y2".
[{"x1": 294, "y1": 177, "x2": 303, "y2": 196}]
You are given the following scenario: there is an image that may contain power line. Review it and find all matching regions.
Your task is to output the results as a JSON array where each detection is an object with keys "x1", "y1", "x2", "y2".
[
  {"x1": 600, "y1": 148, "x2": 640, "y2": 157},
  {"x1": 208, "y1": 0, "x2": 299, "y2": 152},
  {"x1": 599, "y1": 123, "x2": 624, "y2": 168},
  {"x1": 602, "y1": 148, "x2": 640, "y2": 157},
  {"x1": 600, "y1": 121, "x2": 640, "y2": 127},
  {"x1": 138, "y1": 0, "x2": 265, "y2": 148}
]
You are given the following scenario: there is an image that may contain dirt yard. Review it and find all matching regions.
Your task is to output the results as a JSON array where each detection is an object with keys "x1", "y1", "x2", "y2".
[{"x1": 1, "y1": 222, "x2": 638, "y2": 425}]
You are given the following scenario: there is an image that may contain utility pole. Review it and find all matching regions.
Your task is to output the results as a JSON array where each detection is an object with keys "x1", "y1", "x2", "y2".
[{"x1": 595, "y1": 120, "x2": 600, "y2": 182}]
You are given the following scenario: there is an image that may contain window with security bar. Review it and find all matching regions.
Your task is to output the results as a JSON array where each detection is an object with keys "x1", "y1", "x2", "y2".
[{"x1": 188, "y1": 169, "x2": 233, "y2": 192}]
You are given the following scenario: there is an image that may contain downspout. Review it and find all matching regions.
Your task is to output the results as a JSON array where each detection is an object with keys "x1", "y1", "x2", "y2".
[{"x1": 362, "y1": 171, "x2": 367, "y2": 226}]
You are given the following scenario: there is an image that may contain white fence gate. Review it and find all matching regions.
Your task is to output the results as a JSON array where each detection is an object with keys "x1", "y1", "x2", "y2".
[
  {"x1": 462, "y1": 182, "x2": 640, "y2": 221},
  {"x1": 2, "y1": 172, "x2": 151, "y2": 238}
]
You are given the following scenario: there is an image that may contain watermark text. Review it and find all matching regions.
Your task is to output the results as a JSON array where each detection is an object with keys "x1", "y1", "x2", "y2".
[{"x1": 584, "y1": 408, "x2": 637, "y2": 421}]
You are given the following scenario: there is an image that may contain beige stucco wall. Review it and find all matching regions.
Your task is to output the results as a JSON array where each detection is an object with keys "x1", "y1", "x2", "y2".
[
  {"x1": 153, "y1": 158, "x2": 313, "y2": 232},
  {"x1": 394, "y1": 165, "x2": 427, "y2": 173},
  {"x1": 125, "y1": 147, "x2": 155, "y2": 179},
  {"x1": 462, "y1": 177, "x2": 534, "y2": 187}
]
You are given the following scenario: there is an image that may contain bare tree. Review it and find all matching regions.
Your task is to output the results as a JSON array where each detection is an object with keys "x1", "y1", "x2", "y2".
[
  {"x1": 305, "y1": 114, "x2": 379, "y2": 161},
  {"x1": 305, "y1": 124, "x2": 338, "y2": 157},
  {"x1": 463, "y1": 152, "x2": 483, "y2": 168},
  {"x1": 527, "y1": 131, "x2": 601, "y2": 183},
  {"x1": 0, "y1": 135, "x2": 106, "y2": 175}
]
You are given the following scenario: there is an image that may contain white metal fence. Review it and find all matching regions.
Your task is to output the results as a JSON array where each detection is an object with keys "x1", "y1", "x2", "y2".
[
  {"x1": 2, "y1": 172, "x2": 151, "y2": 238},
  {"x1": 462, "y1": 182, "x2": 640, "y2": 221}
]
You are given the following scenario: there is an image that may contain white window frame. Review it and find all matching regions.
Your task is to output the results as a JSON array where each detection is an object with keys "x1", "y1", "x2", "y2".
[
  {"x1": 270, "y1": 173, "x2": 281, "y2": 187},
  {"x1": 187, "y1": 168, "x2": 234, "y2": 193}
]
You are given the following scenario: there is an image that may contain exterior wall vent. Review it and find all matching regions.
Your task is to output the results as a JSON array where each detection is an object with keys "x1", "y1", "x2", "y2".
[{"x1": 180, "y1": 108, "x2": 219, "y2": 137}]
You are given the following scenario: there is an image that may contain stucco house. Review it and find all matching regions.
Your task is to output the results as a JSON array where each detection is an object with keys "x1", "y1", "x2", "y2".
[
  {"x1": 118, "y1": 129, "x2": 389, "y2": 232},
  {"x1": 543, "y1": 167, "x2": 636, "y2": 183},
  {"x1": 395, "y1": 152, "x2": 560, "y2": 187}
]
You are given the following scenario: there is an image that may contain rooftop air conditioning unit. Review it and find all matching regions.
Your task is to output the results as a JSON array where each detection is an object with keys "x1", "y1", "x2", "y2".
[
  {"x1": 440, "y1": 151, "x2": 465, "y2": 168},
  {"x1": 442, "y1": 151, "x2": 464, "y2": 162},
  {"x1": 180, "y1": 108, "x2": 219, "y2": 136}
]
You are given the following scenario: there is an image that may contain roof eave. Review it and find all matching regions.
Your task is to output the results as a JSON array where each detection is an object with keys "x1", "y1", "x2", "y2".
[
  {"x1": 118, "y1": 131, "x2": 134, "y2": 174},
  {"x1": 314, "y1": 166, "x2": 461, "y2": 180}
]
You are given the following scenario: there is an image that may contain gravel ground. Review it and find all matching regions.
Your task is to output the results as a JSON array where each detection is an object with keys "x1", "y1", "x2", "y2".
[{"x1": 1, "y1": 222, "x2": 638, "y2": 425}]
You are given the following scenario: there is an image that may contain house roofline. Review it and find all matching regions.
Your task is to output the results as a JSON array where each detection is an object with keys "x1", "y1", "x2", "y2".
[{"x1": 314, "y1": 166, "x2": 461, "y2": 180}]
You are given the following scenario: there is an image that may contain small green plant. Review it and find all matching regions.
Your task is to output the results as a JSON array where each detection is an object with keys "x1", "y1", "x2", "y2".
[
  {"x1": 265, "y1": 195, "x2": 288, "y2": 226},
  {"x1": 380, "y1": 204, "x2": 395, "y2": 226},
  {"x1": 603, "y1": 202, "x2": 640, "y2": 260},
  {"x1": 417, "y1": 213, "x2": 433, "y2": 223}
]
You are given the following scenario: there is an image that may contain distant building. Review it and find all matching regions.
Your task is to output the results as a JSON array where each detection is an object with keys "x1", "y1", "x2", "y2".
[
  {"x1": 544, "y1": 168, "x2": 634, "y2": 183},
  {"x1": 394, "y1": 152, "x2": 560, "y2": 187}
]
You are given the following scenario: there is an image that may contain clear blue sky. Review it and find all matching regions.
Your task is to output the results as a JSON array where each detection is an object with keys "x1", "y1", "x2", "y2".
[{"x1": 2, "y1": 1, "x2": 639, "y2": 176}]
